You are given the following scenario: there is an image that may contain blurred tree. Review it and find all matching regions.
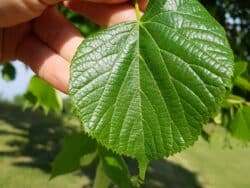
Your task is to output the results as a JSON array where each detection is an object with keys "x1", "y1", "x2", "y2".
[{"x1": 201, "y1": 0, "x2": 250, "y2": 62}]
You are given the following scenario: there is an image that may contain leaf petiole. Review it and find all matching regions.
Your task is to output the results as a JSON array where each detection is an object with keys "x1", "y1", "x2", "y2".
[{"x1": 135, "y1": 0, "x2": 141, "y2": 21}]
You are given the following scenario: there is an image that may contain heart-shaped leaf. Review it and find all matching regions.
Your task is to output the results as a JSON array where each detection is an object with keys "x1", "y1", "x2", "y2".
[{"x1": 70, "y1": 0, "x2": 233, "y2": 168}]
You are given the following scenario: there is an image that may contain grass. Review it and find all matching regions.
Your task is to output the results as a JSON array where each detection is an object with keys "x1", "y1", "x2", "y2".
[
  {"x1": 0, "y1": 102, "x2": 250, "y2": 188},
  {"x1": 0, "y1": 102, "x2": 90, "y2": 188},
  {"x1": 167, "y1": 126, "x2": 250, "y2": 188}
]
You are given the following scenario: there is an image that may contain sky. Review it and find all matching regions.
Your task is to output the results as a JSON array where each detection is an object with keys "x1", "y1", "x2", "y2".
[{"x1": 0, "y1": 61, "x2": 34, "y2": 101}]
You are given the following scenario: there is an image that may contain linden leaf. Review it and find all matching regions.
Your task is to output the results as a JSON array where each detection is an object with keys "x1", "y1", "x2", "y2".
[{"x1": 70, "y1": 0, "x2": 234, "y2": 171}]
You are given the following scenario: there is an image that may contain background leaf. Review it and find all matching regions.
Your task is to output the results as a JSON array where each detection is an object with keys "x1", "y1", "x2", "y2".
[
  {"x1": 99, "y1": 147, "x2": 132, "y2": 188},
  {"x1": 51, "y1": 132, "x2": 97, "y2": 178},
  {"x1": 234, "y1": 61, "x2": 247, "y2": 78},
  {"x1": 93, "y1": 161, "x2": 111, "y2": 188},
  {"x1": 23, "y1": 76, "x2": 63, "y2": 114},
  {"x1": 230, "y1": 106, "x2": 250, "y2": 141}
]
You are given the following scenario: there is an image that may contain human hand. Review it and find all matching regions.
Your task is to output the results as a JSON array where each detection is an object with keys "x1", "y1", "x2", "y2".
[{"x1": 0, "y1": 0, "x2": 147, "y2": 93}]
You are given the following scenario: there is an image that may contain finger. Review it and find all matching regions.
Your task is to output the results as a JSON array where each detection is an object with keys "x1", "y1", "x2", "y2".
[
  {"x1": 0, "y1": 23, "x2": 30, "y2": 63},
  {"x1": 63, "y1": 1, "x2": 137, "y2": 28},
  {"x1": 33, "y1": 7, "x2": 83, "y2": 62},
  {"x1": 85, "y1": 0, "x2": 128, "y2": 3},
  {"x1": 0, "y1": 0, "x2": 62, "y2": 27},
  {"x1": 138, "y1": 0, "x2": 149, "y2": 11},
  {"x1": 0, "y1": 29, "x2": 3, "y2": 63},
  {"x1": 42, "y1": 0, "x2": 63, "y2": 4},
  {"x1": 129, "y1": 0, "x2": 148, "y2": 11},
  {"x1": 16, "y1": 35, "x2": 69, "y2": 93}
]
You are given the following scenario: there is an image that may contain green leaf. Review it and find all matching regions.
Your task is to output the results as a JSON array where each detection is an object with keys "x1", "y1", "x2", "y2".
[
  {"x1": 1, "y1": 63, "x2": 16, "y2": 82},
  {"x1": 51, "y1": 132, "x2": 97, "y2": 178},
  {"x1": 70, "y1": 0, "x2": 234, "y2": 170},
  {"x1": 80, "y1": 151, "x2": 98, "y2": 167},
  {"x1": 99, "y1": 147, "x2": 132, "y2": 188},
  {"x1": 234, "y1": 61, "x2": 247, "y2": 78},
  {"x1": 24, "y1": 76, "x2": 63, "y2": 114},
  {"x1": 234, "y1": 76, "x2": 250, "y2": 92},
  {"x1": 93, "y1": 161, "x2": 111, "y2": 188},
  {"x1": 229, "y1": 106, "x2": 250, "y2": 141}
]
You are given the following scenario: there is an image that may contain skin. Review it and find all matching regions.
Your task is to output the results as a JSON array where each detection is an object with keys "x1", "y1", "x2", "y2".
[{"x1": 0, "y1": 0, "x2": 148, "y2": 93}]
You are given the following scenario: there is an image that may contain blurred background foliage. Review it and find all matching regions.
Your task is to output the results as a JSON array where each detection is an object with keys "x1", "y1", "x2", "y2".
[
  {"x1": 200, "y1": 0, "x2": 250, "y2": 142},
  {"x1": 201, "y1": 0, "x2": 250, "y2": 61}
]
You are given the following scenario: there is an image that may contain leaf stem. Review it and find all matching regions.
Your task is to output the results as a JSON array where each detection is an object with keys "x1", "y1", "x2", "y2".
[{"x1": 135, "y1": 0, "x2": 141, "y2": 21}]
